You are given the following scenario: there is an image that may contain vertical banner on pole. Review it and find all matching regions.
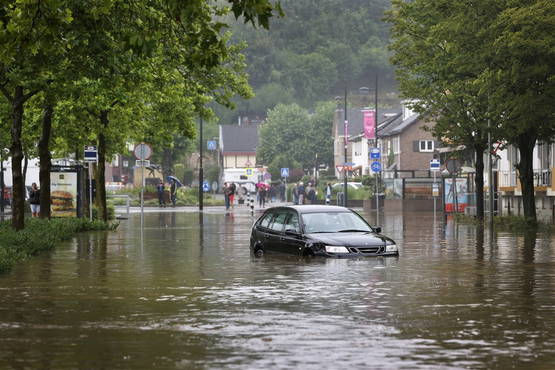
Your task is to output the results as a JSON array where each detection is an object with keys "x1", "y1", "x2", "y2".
[{"x1": 363, "y1": 110, "x2": 376, "y2": 139}]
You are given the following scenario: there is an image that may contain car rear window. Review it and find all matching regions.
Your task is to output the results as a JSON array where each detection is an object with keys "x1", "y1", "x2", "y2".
[
  {"x1": 259, "y1": 212, "x2": 274, "y2": 228},
  {"x1": 269, "y1": 212, "x2": 288, "y2": 232}
]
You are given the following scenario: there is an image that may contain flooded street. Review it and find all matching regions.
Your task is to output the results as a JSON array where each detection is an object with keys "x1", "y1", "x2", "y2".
[{"x1": 1, "y1": 208, "x2": 555, "y2": 369}]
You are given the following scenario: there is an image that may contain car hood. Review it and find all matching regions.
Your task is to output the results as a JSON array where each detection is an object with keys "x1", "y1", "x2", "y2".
[{"x1": 307, "y1": 232, "x2": 395, "y2": 247}]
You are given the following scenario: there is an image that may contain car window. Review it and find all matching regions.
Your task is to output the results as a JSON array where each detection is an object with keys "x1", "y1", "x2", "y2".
[
  {"x1": 259, "y1": 212, "x2": 274, "y2": 229},
  {"x1": 284, "y1": 212, "x2": 300, "y2": 233},
  {"x1": 302, "y1": 212, "x2": 372, "y2": 233},
  {"x1": 269, "y1": 212, "x2": 288, "y2": 232}
]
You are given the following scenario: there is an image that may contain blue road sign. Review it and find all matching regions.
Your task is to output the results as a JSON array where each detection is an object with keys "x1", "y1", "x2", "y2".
[
  {"x1": 281, "y1": 168, "x2": 289, "y2": 177},
  {"x1": 202, "y1": 181, "x2": 210, "y2": 192},
  {"x1": 207, "y1": 140, "x2": 217, "y2": 151},
  {"x1": 246, "y1": 168, "x2": 253, "y2": 176},
  {"x1": 371, "y1": 161, "x2": 382, "y2": 173},
  {"x1": 430, "y1": 159, "x2": 440, "y2": 171},
  {"x1": 370, "y1": 148, "x2": 380, "y2": 159}
]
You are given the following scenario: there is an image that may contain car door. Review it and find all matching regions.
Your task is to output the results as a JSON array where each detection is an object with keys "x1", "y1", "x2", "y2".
[
  {"x1": 254, "y1": 211, "x2": 275, "y2": 250},
  {"x1": 266, "y1": 211, "x2": 288, "y2": 253},
  {"x1": 280, "y1": 211, "x2": 304, "y2": 255}
]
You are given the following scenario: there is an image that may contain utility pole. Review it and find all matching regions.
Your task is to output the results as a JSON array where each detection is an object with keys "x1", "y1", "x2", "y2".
[
  {"x1": 343, "y1": 87, "x2": 348, "y2": 207},
  {"x1": 199, "y1": 117, "x2": 204, "y2": 211}
]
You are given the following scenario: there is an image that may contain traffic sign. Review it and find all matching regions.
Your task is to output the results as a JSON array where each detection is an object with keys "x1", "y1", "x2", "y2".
[
  {"x1": 370, "y1": 148, "x2": 380, "y2": 159},
  {"x1": 371, "y1": 161, "x2": 381, "y2": 173},
  {"x1": 246, "y1": 168, "x2": 253, "y2": 176},
  {"x1": 281, "y1": 168, "x2": 289, "y2": 178},
  {"x1": 207, "y1": 140, "x2": 217, "y2": 151},
  {"x1": 430, "y1": 159, "x2": 440, "y2": 171},
  {"x1": 432, "y1": 183, "x2": 440, "y2": 197},
  {"x1": 202, "y1": 181, "x2": 210, "y2": 192},
  {"x1": 134, "y1": 143, "x2": 152, "y2": 160},
  {"x1": 135, "y1": 160, "x2": 150, "y2": 167},
  {"x1": 84, "y1": 146, "x2": 97, "y2": 162},
  {"x1": 335, "y1": 165, "x2": 344, "y2": 173}
]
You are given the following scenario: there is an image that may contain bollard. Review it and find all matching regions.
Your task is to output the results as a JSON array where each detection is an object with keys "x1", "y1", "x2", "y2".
[
  {"x1": 249, "y1": 192, "x2": 255, "y2": 214},
  {"x1": 325, "y1": 195, "x2": 330, "y2": 205}
]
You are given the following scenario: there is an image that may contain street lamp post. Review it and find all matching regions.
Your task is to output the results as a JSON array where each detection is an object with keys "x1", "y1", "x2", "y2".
[
  {"x1": 343, "y1": 88, "x2": 348, "y2": 207},
  {"x1": 199, "y1": 116, "x2": 204, "y2": 211},
  {"x1": 360, "y1": 75, "x2": 379, "y2": 225}
]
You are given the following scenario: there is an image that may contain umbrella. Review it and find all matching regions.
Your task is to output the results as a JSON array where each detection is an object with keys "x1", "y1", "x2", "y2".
[{"x1": 167, "y1": 175, "x2": 183, "y2": 187}]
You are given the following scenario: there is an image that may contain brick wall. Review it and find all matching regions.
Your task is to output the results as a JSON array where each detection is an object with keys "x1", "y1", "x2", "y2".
[{"x1": 399, "y1": 119, "x2": 436, "y2": 171}]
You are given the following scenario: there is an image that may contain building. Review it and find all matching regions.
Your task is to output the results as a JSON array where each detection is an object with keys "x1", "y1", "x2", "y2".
[
  {"x1": 339, "y1": 101, "x2": 437, "y2": 177},
  {"x1": 219, "y1": 119, "x2": 263, "y2": 190}
]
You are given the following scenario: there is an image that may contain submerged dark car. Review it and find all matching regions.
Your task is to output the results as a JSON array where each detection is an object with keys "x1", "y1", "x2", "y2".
[{"x1": 250, "y1": 205, "x2": 398, "y2": 257}]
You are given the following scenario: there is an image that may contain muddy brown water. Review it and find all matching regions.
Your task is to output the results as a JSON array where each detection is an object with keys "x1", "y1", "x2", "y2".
[{"x1": 1, "y1": 209, "x2": 555, "y2": 369}]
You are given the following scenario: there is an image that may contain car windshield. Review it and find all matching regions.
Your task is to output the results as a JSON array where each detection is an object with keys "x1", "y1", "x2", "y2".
[{"x1": 301, "y1": 212, "x2": 372, "y2": 233}]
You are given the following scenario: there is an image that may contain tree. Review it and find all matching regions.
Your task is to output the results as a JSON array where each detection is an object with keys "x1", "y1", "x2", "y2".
[
  {"x1": 386, "y1": 0, "x2": 501, "y2": 220},
  {"x1": 483, "y1": 0, "x2": 555, "y2": 222},
  {"x1": 257, "y1": 102, "x2": 334, "y2": 171},
  {"x1": 387, "y1": 0, "x2": 555, "y2": 222}
]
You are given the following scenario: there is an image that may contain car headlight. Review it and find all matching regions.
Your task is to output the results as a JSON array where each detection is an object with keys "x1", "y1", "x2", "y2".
[
  {"x1": 325, "y1": 246, "x2": 349, "y2": 254},
  {"x1": 386, "y1": 244, "x2": 398, "y2": 253}
]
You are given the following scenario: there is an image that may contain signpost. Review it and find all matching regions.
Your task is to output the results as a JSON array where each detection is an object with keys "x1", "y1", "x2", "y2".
[
  {"x1": 370, "y1": 160, "x2": 381, "y2": 225},
  {"x1": 134, "y1": 143, "x2": 152, "y2": 224},
  {"x1": 207, "y1": 140, "x2": 217, "y2": 151},
  {"x1": 202, "y1": 181, "x2": 210, "y2": 192},
  {"x1": 370, "y1": 161, "x2": 381, "y2": 173},
  {"x1": 280, "y1": 168, "x2": 289, "y2": 178},
  {"x1": 84, "y1": 146, "x2": 98, "y2": 221},
  {"x1": 430, "y1": 158, "x2": 441, "y2": 217},
  {"x1": 370, "y1": 148, "x2": 380, "y2": 159}
]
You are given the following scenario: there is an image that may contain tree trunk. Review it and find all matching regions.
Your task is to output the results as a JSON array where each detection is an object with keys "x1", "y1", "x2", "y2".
[
  {"x1": 95, "y1": 111, "x2": 108, "y2": 222},
  {"x1": 10, "y1": 86, "x2": 25, "y2": 230},
  {"x1": 516, "y1": 133, "x2": 537, "y2": 223},
  {"x1": 163, "y1": 148, "x2": 173, "y2": 179},
  {"x1": 39, "y1": 100, "x2": 53, "y2": 218},
  {"x1": 474, "y1": 145, "x2": 485, "y2": 220}
]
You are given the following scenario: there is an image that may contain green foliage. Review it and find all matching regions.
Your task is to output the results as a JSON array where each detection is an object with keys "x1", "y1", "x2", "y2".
[
  {"x1": 257, "y1": 102, "x2": 335, "y2": 170},
  {"x1": 206, "y1": 166, "x2": 220, "y2": 183},
  {"x1": 0, "y1": 218, "x2": 117, "y2": 274},
  {"x1": 225, "y1": 0, "x2": 395, "y2": 119}
]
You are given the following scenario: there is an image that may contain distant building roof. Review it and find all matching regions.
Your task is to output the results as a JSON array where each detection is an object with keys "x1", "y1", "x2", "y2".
[
  {"x1": 378, "y1": 113, "x2": 421, "y2": 137},
  {"x1": 338, "y1": 108, "x2": 402, "y2": 137},
  {"x1": 219, "y1": 123, "x2": 259, "y2": 154}
]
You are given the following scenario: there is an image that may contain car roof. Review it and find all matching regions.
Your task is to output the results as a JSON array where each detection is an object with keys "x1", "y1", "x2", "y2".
[{"x1": 264, "y1": 205, "x2": 352, "y2": 214}]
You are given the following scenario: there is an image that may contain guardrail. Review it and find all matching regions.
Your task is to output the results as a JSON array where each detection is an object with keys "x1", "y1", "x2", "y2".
[{"x1": 107, "y1": 194, "x2": 131, "y2": 217}]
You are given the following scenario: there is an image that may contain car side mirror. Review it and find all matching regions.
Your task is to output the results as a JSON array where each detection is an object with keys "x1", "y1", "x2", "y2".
[
  {"x1": 374, "y1": 227, "x2": 381, "y2": 233},
  {"x1": 285, "y1": 229, "x2": 301, "y2": 237}
]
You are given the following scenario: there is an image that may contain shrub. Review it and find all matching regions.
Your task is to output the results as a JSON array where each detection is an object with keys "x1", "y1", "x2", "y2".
[{"x1": 0, "y1": 218, "x2": 117, "y2": 274}]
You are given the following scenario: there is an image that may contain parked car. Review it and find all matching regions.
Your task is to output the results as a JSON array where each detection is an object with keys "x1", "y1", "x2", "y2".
[{"x1": 250, "y1": 205, "x2": 398, "y2": 257}]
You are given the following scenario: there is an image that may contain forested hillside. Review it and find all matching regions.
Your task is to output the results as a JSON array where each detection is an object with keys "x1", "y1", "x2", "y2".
[{"x1": 216, "y1": 0, "x2": 395, "y2": 123}]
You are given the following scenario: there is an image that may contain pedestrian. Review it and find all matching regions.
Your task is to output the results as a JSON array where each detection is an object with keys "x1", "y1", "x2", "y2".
[
  {"x1": 28, "y1": 182, "x2": 40, "y2": 217},
  {"x1": 307, "y1": 185, "x2": 316, "y2": 204},
  {"x1": 258, "y1": 182, "x2": 267, "y2": 208},
  {"x1": 229, "y1": 182, "x2": 236, "y2": 209},
  {"x1": 170, "y1": 179, "x2": 177, "y2": 207},
  {"x1": 157, "y1": 181, "x2": 166, "y2": 207},
  {"x1": 293, "y1": 183, "x2": 299, "y2": 205},
  {"x1": 223, "y1": 182, "x2": 231, "y2": 210},
  {"x1": 298, "y1": 182, "x2": 305, "y2": 205},
  {"x1": 269, "y1": 184, "x2": 276, "y2": 203},
  {"x1": 325, "y1": 182, "x2": 332, "y2": 205},
  {"x1": 279, "y1": 181, "x2": 286, "y2": 202}
]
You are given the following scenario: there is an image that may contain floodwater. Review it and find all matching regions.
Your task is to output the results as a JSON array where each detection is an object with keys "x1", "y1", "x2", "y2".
[{"x1": 1, "y1": 207, "x2": 555, "y2": 369}]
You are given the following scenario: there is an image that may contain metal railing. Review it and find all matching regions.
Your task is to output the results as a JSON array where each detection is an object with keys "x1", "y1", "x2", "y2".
[
  {"x1": 498, "y1": 169, "x2": 552, "y2": 188},
  {"x1": 107, "y1": 194, "x2": 131, "y2": 217}
]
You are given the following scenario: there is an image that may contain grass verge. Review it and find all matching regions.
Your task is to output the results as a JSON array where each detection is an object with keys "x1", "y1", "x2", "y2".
[{"x1": 0, "y1": 218, "x2": 118, "y2": 274}]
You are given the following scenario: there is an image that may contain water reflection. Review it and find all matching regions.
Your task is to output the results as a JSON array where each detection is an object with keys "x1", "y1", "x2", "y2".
[{"x1": 0, "y1": 211, "x2": 555, "y2": 369}]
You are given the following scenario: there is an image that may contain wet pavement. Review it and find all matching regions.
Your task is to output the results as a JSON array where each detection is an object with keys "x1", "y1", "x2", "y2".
[{"x1": 1, "y1": 206, "x2": 555, "y2": 369}]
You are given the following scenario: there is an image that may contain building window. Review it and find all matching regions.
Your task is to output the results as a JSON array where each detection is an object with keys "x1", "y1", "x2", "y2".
[
  {"x1": 419, "y1": 140, "x2": 434, "y2": 152},
  {"x1": 393, "y1": 137, "x2": 400, "y2": 154}
]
